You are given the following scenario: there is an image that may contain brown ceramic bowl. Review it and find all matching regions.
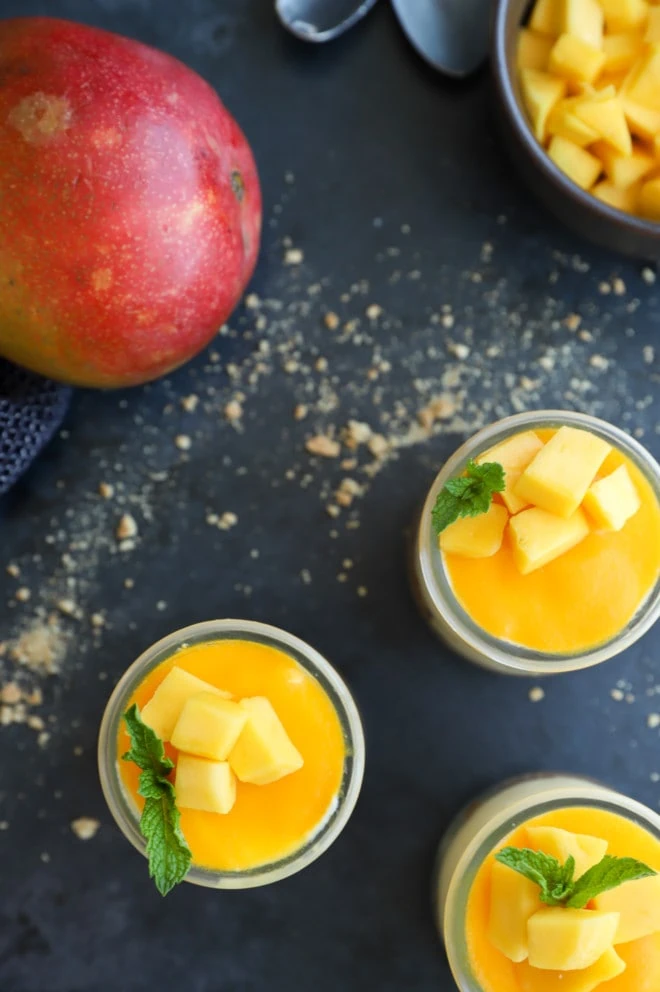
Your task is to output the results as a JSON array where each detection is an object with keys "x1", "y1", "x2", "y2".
[{"x1": 493, "y1": 0, "x2": 660, "y2": 259}]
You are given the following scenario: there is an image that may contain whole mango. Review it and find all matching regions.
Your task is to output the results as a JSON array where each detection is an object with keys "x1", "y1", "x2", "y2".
[{"x1": 0, "y1": 17, "x2": 261, "y2": 387}]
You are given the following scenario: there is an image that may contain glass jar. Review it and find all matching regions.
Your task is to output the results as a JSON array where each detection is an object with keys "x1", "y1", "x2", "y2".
[
  {"x1": 435, "y1": 773, "x2": 660, "y2": 991},
  {"x1": 98, "y1": 619, "x2": 365, "y2": 889},
  {"x1": 412, "y1": 410, "x2": 660, "y2": 675}
]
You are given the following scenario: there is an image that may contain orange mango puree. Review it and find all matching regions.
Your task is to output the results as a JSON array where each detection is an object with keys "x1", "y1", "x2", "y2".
[
  {"x1": 466, "y1": 807, "x2": 660, "y2": 992},
  {"x1": 443, "y1": 430, "x2": 660, "y2": 653},
  {"x1": 118, "y1": 639, "x2": 346, "y2": 872}
]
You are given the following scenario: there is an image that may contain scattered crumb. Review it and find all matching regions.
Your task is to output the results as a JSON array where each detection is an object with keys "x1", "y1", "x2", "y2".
[
  {"x1": 294, "y1": 404, "x2": 308, "y2": 421},
  {"x1": 6, "y1": 564, "x2": 20, "y2": 578},
  {"x1": 323, "y1": 312, "x2": 340, "y2": 330},
  {"x1": 284, "y1": 247, "x2": 304, "y2": 266},
  {"x1": 70, "y1": 817, "x2": 100, "y2": 841},
  {"x1": 642, "y1": 266, "x2": 656, "y2": 285},
  {"x1": 116, "y1": 514, "x2": 138, "y2": 541},
  {"x1": 174, "y1": 434, "x2": 192, "y2": 451},
  {"x1": 181, "y1": 394, "x2": 199, "y2": 413},
  {"x1": 306, "y1": 434, "x2": 340, "y2": 458},
  {"x1": 648, "y1": 713, "x2": 660, "y2": 729},
  {"x1": 218, "y1": 512, "x2": 238, "y2": 531},
  {"x1": 528, "y1": 687, "x2": 545, "y2": 703},
  {"x1": 98, "y1": 482, "x2": 114, "y2": 500},
  {"x1": 15, "y1": 588, "x2": 31, "y2": 603},
  {"x1": 366, "y1": 304, "x2": 382, "y2": 320},
  {"x1": 224, "y1": 399, "x2": 243, "y2": 423},
  {"x1": 611, "y1": 689, "x2": 624, "y2": 701}
]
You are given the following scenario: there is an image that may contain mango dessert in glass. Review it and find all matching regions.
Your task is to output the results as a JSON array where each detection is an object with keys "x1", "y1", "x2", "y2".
[
  {"x1": 413, "y1": 411, "x2": 660, "y2": 674},
  {"x1": 98, "y1": 620, "x2": 364, "y2": 892},
  {"x1": 436, "y1": 774, "x2": 660, "y2": 992}
]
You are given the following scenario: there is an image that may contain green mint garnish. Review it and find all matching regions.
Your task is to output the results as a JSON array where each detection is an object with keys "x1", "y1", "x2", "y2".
[
  {"x1": 496, "y1": 846, "x2": 656, "y2": 909},
  {"x1": 431, "y1": 460, "x2": 506, "y2": 535},
  {"x1": 122, "y1": 704, "x2": 192, "y2": 896}
]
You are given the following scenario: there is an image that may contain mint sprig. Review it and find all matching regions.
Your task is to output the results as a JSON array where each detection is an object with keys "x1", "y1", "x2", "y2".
[
  {"x1": 122, "y1": 704, "x2": 192, "y2": 896},
  {"x1": 431, "y1": 460, "x2": 505, "y2": 535},
  {"x1": 496, "y1": 846, "x2": 656, "y2": 909}
]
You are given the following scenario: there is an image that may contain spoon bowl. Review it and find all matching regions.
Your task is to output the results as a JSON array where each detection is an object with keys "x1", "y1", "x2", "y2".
[
  {"x1": 391, "y1": 0, "x2": 491, "y2": 78},
  {"x1": 276, "y1": 0, "x2": 380, "y2": 42}
]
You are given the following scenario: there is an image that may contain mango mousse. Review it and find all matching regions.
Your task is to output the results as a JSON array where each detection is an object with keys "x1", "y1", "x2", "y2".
[
  {"x1": 118, "y1": 636, "x2": 347, "y2": 891},
  {"x1": 434, "y1": 423, "x2": 660, "y2": 654},
  {"x1": 466, "y1": 808, "x2": 660, "y2": 992}
]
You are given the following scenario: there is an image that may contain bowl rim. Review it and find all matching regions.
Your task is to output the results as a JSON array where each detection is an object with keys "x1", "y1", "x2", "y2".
[{"x1": 492, "y1": 0, "x2": 660, "y2": 238}]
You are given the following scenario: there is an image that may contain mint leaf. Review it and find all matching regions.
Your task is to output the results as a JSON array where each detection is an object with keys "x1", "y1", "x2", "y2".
[
  {"x1": 496, "y1": 845, "x2": 657, "y2": 911},
  {"x1": 122, "y1": 704, "x2": 192, "y2": 896},
  {"x1": 566, "y1": 856, "x2": 656, "y2": 909},
  {"x1": 431, "y1": 460, "x2": 505, "y2": 535},
  {"x1": 495, "y1": 847, "x2": 574, "y2": 906}
]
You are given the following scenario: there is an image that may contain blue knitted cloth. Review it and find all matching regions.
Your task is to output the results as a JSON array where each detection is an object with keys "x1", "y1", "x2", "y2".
[{"x1": 0, "y1": 360, "x2": 71, "y2": 497}]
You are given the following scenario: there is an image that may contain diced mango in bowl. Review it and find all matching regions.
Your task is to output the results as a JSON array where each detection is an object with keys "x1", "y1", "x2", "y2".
[{"x1": 519, "y1": 0, "x2": 660, "y2": 218}]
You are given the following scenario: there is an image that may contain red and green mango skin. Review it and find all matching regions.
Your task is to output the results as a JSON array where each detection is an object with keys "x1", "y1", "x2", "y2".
[{"x1": 0, "y1": 17, "x2": 261, "y2": 387}]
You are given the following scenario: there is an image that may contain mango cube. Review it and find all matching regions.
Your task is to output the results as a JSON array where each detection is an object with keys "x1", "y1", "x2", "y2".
[
  {"x1": 530, "y1": 0, "x2": 561, "y2": 35},
  {"x1": 526, "y1": 826, "x2": 608, "y2": 879},
  {"x1": 439, "y1": 502, "x2": 509, "y2": 559},
  {"x1": 647, "y1": 7, "x2": 660, "y2": 43},
  {"x1": 548, "y1": 100, "x2": 600, "y2": 145},
  {"x1": 596, "y1": 142, "x2": 654, "y2": 186},
  {"x1": 582, "y1": 464, "x2": 641, "y2": 531},
  {"x1": 488, "y1": 860, "x2": 541, "y2": 962},
  {"x1": 573, "y1": 96, "x2": 633, "y2": 154},
  {"x1": 171, "y1": 692, "x2": 248, "y2": 761},
  {"x1": 626, "y1": 45, "x2": 660, "y2": 111},
  {"x1": 518, "y1": 29, "x2": 554, "y2": 71},
  {"x1": 549, "y1": 35, "x2": 605, "y2": 84},
  {"x1": 592, "y1": 179, "x2": 640, "y2": 211},
  {"x1": 175, "y1": 754, "x2": 236, "y2": 814},
  {"x1": 638, "y1": 175, "x2": 660, "y2": 218},
  {"x1": 515, "y1": 947, "x2": 626, "y2": 992},
  {"x1": 598, "y1": 0, "x2": 649, "y2": 33},
  {"x1": 521, "y1": 70, "x2": 568, "y2": 141},
  {"x1": 561, "y1": 0, "x2": 604, "y2": 47},
  {"x1": 509, "y1": 507, "x2": 589, "y2": 574},
  {"x1": 622, "y1": 98, "x2": 660, "y2": 139},
  {"x1": 603, "y1": 34, "x2": 645, "y2": 74},
  {"x1": 594, "y1": 873, "x2": 660, "y2": 943},
  {"x1": 515, "y1": 426, "x2": 611, "y2": 518},
  {"x1": 478, "y1": 431, "x2": 545, "y2": 514},
  {"x1": 548, "y1": 136, "x2": 603, "y2": 187},
  {"x1": 527, "y1": 908, "x2": 620, "y2": 970},
  {"x1": 229, "y1": 696, "x2": 304, "y2": 785},
  {"x1": 140, "y1": 666, "x2": 231, "y2": 742}
]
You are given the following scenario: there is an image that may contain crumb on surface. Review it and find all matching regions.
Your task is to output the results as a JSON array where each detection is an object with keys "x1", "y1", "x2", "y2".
[{"x1": 71, "y1": 817, "x2": 100, "y2": 841}]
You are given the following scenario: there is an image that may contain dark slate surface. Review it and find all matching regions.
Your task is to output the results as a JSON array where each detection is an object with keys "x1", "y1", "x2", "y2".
[{"x1": 1, "y1": 2, "x2": 660, "y2": 991}]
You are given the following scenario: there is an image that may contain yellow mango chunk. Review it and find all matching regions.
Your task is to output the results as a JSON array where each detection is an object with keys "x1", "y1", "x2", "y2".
[
  {"x1": 527, "y1": 908, "x2": 620, "y2": 970},
  {"x1": 140, "y1": 666, "x2": 231, "y2": 742},
  {"x1": 526, "y1": 826, "x2": 608, "y2": 879},
  {"x1": 573, "y1": 96, "x2": 633, "y2": 154},
  {"x1": 626, "y1": 45, "x2": 660, "y2": 110},
  {"x1": 548, "y1": 135, "x2": 602, "y2": 186},
  {"x1": 521, "y1": 70, "x2": 568, "y2": 141},
  {"x1": 171, "y1": 692, "x2": 248, "y2": 761},
  {"x1": 561, "y1": 0, "x2": 604, "y2": 47},
  {"x1": 530, "y1": 0, "x2": 561, "y2": 35},
  {"x1": 595, "y1": 141, "x2": 655, "y2": 186},
  {"x1": 229, "y1": 696, "x2": 304, "y2": 785},
  {"x1": 439, "y1": 502, "x2": 509, "y2": 559},
  {"x1": 582, "y1": 464, "x2": 641, "y2": 531},
  {"x1": 548, "y1": 99, "x2": 600, "y2": 144},
  {"x1": 593, "y1": 873, "x2": 660, "y2": 943},
  {"x1": 592, "y1": 179, "x2": 640, "y2": 210},
  {"x1": 550, "y1": 35, "x2": 606, "y2": 84},
  {"x1": 478, "y1": 431, "x2": 545, "y2": 514},
  {"x1": 603, "y1": 33, "x2": 645, "y2": 73},
  {"x1": 515, "y1": 426, "x2": 611, "y2": 518},
  {"x1": 509, "y1": 507, "x2": 589, "y2": 574},
  {"x1": 515, "y1": 948, "x2": 626, "y2": 992},
  {"x1": 639, "y1": 175, "x2": 660, "y2": 217},
  {"x1": 488, "y1": 860, "x2": 541, "y2": 963},
  {"x1": 598, "y1": 0, "x2": 649, "y2": 33},
  {"x1": 519, "y1": 28, "x2": 555, "y2": 70},
  {"x1": 647, "y1": 6, "x2": 660, "y2": 41},
  {"x1": 623, "y1": 98, "x2": 660, "y2": 139},
  {"x1": 175, "y1": 754, "x2": 236, "y2": 814}
]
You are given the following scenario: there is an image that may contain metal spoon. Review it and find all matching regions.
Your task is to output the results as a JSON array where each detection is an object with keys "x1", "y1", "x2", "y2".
[
  {"x1": 275, "y1": 0, "x2": 380, "y2": 43},
  {"x1": 391, "y1": 0, "x2": 491, "y2": 78}
]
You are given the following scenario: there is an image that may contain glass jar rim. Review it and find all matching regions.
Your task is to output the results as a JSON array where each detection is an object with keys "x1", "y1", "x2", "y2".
[
  {"x1": 98, "y1": 618, "x2": 365, "y2": 889},
  {"x1": 417, "y1": 410, "x2": 660, "y2": 674},
  {"x1": 441, "y1": 776, "x2": 660, "y2": 991}
]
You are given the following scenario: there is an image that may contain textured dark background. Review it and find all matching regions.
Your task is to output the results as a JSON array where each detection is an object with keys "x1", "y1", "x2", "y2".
[{"x1": 1, "y1": 2, "x2": 660, "y2": 991}]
